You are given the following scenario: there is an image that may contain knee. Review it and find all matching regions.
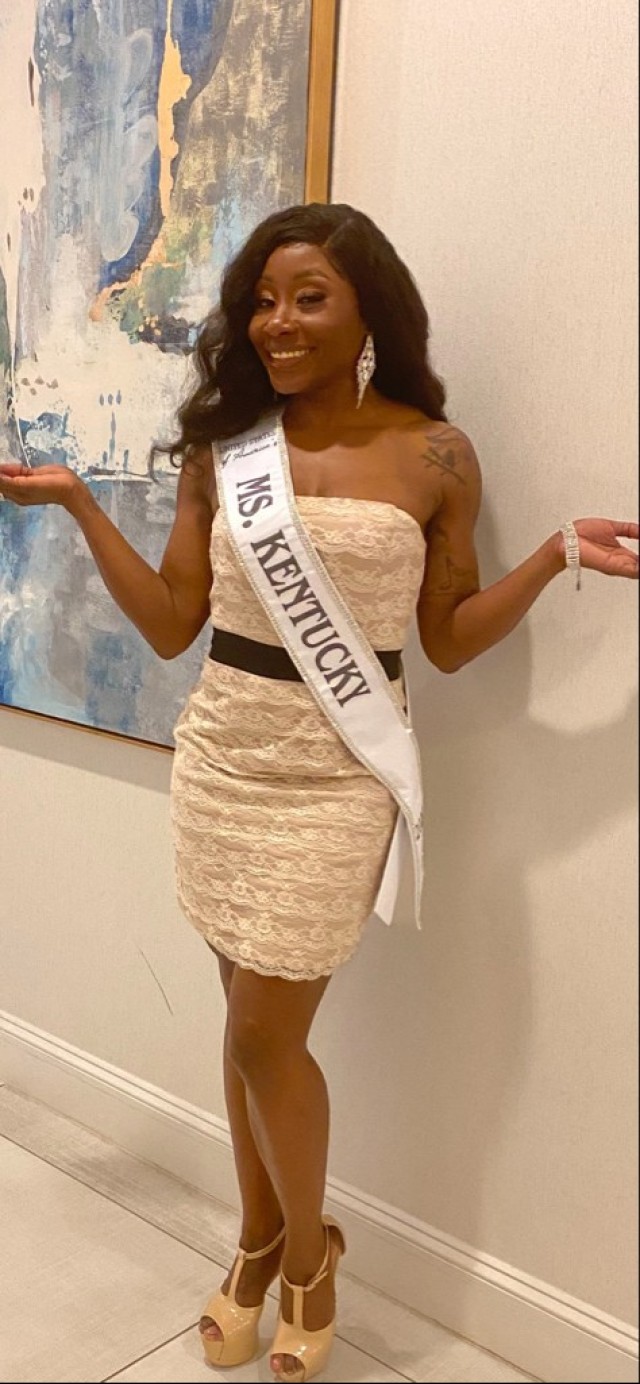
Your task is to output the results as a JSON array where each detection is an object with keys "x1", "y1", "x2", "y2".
[{"x1": 227, "y1": 1012, "x2": 295, "y2": 1082}]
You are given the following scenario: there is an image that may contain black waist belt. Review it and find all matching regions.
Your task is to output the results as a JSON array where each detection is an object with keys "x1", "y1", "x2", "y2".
[{"x1": 208, "y1": 628, "x2": 402, "y2": 682}]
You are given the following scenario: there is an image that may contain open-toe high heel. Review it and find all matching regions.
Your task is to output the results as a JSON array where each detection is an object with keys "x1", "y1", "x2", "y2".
[
  {"x1": 199, "y1": 1224, "x2": 285, "y2": 1368},
  {"x1": 270, "y1": 1216, "x2": 346, "y2": 1383}
]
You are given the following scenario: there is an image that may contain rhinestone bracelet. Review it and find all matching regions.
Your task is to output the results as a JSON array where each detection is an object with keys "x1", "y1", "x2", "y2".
[{"x1": 560, "y1": 520, "x2": 581, "y2": 591}]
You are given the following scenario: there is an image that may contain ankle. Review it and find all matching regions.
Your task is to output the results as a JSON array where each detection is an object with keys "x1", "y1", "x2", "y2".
[
  {"x1": 282, "y1": 1227, "x2": 327, "y2": 1286},
  {"x1": 239, "y1": 1216, "x2": 285, "y2": 1254}
]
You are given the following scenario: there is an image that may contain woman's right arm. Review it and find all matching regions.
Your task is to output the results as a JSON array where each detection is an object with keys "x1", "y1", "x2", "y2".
[{"x1": 0, "y1": 455, "x2": 215, "y2": 659}]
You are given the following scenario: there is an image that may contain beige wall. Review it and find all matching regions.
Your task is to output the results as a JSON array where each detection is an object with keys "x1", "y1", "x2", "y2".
[{"x1": 1, "y1": 0, "x2": 637, "y2": 1330}]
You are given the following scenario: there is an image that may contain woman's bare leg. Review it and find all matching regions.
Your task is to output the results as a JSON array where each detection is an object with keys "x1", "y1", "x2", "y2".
[
  {"x1": 218, "y1": 950, "x2": 285, "y2": 1243},
  {"x1": 225, "y1": 965, "x2": 336, "y2": 1378},
  {"x1": 199, "y1": 949, "x2": 284, "y2": 1344}
]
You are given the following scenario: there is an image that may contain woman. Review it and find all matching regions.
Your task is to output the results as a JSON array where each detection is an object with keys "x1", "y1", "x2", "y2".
[{"x1": 1, "y1": 203, "x2": 637, "y2": 1383}]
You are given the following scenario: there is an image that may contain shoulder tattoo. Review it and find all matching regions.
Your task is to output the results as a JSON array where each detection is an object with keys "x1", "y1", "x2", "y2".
[{"x1": 420, "y1": 425, "x2": 471, "y2": 486}]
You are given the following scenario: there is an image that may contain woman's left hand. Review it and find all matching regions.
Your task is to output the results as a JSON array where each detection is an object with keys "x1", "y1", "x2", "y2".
[{"x1": 569, "y1": 519, "x2": 639, "y2": 580}]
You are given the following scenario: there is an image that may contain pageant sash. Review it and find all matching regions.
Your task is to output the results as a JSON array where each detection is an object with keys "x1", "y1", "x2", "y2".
[{"x1": 213, "y1": 414, "x2": 424, "y2": 930}]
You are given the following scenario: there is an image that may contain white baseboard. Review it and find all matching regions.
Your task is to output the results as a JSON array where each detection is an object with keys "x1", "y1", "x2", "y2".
[{"x1": 0, "y1": 1009, "x2": 637, "y2": 1384}]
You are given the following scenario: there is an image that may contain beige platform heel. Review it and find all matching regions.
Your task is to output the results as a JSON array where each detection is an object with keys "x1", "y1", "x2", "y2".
[
  {"x1": 199, "y1": 1224, "x2": 285, "y2": 1368},
  {"x1": 270, "y1": 1216, "x2": 346, "y2": 1383}
]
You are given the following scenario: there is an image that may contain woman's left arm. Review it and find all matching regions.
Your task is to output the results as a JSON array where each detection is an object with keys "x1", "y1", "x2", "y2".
[{"x1": 417, "y1": 431, "x2": 638, "y2": 674}]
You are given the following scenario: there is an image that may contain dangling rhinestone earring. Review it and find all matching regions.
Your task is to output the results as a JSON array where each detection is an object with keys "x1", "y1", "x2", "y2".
[{"x1": 355, "y1": 333, "x2": 376, "y2": 409}]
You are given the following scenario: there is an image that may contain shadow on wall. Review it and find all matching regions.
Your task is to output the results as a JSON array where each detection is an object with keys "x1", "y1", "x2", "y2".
[{"x1": 317, "y1": 500, "x2": 637, "y2": 1310}]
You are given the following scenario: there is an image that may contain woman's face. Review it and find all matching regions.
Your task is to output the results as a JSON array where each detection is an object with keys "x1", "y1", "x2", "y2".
[{"x1": 248, "y1": 242, "x2": 367, "y2": 396}]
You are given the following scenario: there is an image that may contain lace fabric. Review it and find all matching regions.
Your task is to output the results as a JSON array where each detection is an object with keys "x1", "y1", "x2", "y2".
[{"x1": 170, "y1": 498, "x2": 426, "y2": 980}]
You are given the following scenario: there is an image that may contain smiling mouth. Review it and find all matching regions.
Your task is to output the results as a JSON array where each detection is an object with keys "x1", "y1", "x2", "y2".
[{"x1": 267, "y1": 348, "x2": 311, "y2": 362}]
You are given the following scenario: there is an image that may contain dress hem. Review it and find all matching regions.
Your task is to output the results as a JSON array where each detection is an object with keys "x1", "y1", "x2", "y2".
[{"x1": 178, "y1": 898, "x2": 357, "y2": 982}]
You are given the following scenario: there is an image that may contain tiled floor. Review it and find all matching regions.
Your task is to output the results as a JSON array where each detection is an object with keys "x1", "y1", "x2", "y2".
[{"x1": 0, "y1": 1085, "x2": 536, "y2": 1384}]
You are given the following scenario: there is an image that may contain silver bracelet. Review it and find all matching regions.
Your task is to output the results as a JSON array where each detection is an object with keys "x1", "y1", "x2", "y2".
[{"x1": 560, "y1": 520, "x2": 581, "y2": 591}]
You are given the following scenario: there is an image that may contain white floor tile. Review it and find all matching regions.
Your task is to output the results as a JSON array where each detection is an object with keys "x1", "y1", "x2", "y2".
[
  {"x1": 0, "y1": 1140, "x2": 222, "y2": 1384},
  {"x1": 338, "y1": 1275, "x2": 534, "y2": 1382},
  {"x1": 0, "y1": 1085, "x2": 240, "y2": 1266}
]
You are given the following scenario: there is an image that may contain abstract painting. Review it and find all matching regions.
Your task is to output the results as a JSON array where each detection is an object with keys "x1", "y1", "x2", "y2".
[{"x1": 0, "y1": 0, "x2": 337, "y2": 746}]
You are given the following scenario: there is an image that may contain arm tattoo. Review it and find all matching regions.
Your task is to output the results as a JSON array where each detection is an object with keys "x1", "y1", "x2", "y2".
[
  {"x1": 433, "y1": 557, "x2": 480, "y2": 597},
  {"x1": 427, "y1": 521, "x2": 480, "y2": 598},
  {"x1": 420, "y1": 427, "x2": 467, "y2": 485}
]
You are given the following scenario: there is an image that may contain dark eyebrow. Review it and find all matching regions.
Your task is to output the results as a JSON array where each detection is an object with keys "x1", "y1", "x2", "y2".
[{"x1": 256, "y1": 270, "x2": 332, "y2": 285}]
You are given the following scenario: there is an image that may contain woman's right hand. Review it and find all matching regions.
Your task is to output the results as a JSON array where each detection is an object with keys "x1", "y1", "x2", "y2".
[{"x1": 0, "y1": 462, "x2": 84, "y2": 511}]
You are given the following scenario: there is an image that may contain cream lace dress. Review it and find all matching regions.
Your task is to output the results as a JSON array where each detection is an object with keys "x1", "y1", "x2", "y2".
[{"x1": 170, "y1": 497, "x2": 426, "y2": 981}]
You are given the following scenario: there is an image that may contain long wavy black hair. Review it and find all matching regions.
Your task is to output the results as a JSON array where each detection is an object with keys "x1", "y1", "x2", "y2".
[{"x1": 161, "y1": 203, "x2": 447, "y2": 464}]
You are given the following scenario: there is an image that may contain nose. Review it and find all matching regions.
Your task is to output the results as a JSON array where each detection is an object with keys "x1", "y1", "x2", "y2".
[{"x1": 264, "y1": 302, "x2": 296, "y2": 335}]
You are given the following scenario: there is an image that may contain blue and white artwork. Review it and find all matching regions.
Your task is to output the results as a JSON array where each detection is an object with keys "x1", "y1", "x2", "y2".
[{"x1": 0, "y1": 0, "x2": 312, "y2": 744}]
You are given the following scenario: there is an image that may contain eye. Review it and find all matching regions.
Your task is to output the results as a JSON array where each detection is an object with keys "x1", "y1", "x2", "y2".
[
  {"x1": 297, "y1": 292, "x2": 325, "y2": 306},
  {"x1": 254, "y1": 296, "x2": 275, "y2": 310}
]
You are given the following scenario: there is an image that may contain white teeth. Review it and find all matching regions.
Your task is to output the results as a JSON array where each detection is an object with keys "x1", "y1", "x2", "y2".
[{"x1": 269, "y1": 349, "x2": 309, "y2": 360}]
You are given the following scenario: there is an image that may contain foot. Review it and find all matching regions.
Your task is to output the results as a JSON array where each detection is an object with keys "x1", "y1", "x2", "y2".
[
  {"x1": 199, "y1": 1227, "x2": 284, "y2": 1344},
  {"x1": 270, "y1": 1223, "x2": 342, "y2": 1379}
]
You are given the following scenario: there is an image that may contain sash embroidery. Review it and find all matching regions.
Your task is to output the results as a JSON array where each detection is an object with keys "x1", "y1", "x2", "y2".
[{"x1": 213, "y1": 415, "x2": 424, "y2": 931}]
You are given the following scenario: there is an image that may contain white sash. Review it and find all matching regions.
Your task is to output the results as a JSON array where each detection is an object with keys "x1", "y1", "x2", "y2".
[{"x1": 213, "y1": 414, "x2": 424, "y2": 931}]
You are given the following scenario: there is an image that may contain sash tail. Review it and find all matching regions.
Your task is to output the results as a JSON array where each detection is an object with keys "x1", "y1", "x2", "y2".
[{"x1": 373, "y1": 812, "x2": 424, "y2": 930}]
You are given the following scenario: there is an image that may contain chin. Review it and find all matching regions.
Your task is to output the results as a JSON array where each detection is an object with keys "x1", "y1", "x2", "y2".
[
  {"x1": 266, "y1": 373, "x2": 311, "y2": 396},
  {"x1": 270, "y1": 382, "x2": 302, "y2": 396}
]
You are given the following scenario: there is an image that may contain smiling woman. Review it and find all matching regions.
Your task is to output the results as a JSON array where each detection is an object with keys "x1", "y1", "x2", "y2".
[
  {"x1": 249, "y1": 246, "x2": 364, "y2": 392},
  {"x1": 0, "y1": 198, "x2": 637, "y2": 1384}
]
